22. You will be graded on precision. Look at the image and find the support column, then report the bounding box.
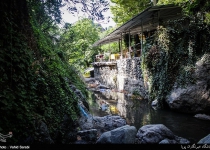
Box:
[141,21,143,55]
[128,30,131,58]
[118,39,121,53]
[158,10,160,26]
[109,39,110,62]
[120,33,123,59]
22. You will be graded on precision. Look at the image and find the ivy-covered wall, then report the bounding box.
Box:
[141,15,210,109]
[0,0,89,144]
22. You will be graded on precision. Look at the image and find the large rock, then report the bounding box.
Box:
[198,134,210,144]
[34,121,54,144]
[96,125,137,144]
[92,115,127,135]
[166,53,210,113]
[78,115,127,136]
[19,120,55,144]
[194,114,210,121]
[75,129,98,144]
[135,124,190,144]
[166,85,210,113]
[54,114,79,144]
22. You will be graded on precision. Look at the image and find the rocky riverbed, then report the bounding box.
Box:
[70,77,210,144]
[76,113,190,144]
[21,77,210,144]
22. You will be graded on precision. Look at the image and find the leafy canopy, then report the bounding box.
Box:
[59,18,102,71]
[110,0,151,26]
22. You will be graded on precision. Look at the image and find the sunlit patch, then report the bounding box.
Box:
[109,105,119,114]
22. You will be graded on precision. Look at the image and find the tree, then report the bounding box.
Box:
[110,0,151,26]
[63,0,110,22]
[158,0,210,23]
[0,0,109,144]
[59,18,101,70]
[96,26,119,54]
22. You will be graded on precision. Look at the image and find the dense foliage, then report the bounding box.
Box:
[0,0,109,143]
[100,27,120,54]
[110,0,151,26]
[65,0,110,22]
[141,15,210,108]
[110,0,210,26]
[59,19,102,71]
[158,0,210,25]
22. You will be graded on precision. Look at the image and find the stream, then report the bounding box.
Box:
[87,89,210,144]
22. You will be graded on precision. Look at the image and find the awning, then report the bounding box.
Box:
[92,4,182,47]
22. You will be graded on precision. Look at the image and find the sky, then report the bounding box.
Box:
[60,0,116,28]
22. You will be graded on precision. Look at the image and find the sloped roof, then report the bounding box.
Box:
[92,4,182,47]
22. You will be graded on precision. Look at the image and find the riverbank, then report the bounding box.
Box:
[81,77,210,144]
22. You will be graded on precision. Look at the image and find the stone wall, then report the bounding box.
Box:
[93,62,118,89]
[116,57,148,98]
[93,58,148,99]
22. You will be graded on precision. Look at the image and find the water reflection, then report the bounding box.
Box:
[88,90,210,143]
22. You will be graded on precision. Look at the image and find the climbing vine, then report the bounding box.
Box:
[141,15,210,108]
[0,0,89,144]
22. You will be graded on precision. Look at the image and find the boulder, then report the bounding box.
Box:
[92,115,127,135]
[21,120,54,144]
[78,116,94,130]
[96,125,137,144]
[54,114,79,144]
[166,53,210,113]
[166,85,210,113]
[198,134,210,144]
[78,115,127,136]
[76,129,98,144]
[135,124,190,144]
[34,121,54,144]
[194,114,210,121]
[159,136,190,144]
[159,139,177,144]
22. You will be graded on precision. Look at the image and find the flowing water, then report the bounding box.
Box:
[88,89,210,144]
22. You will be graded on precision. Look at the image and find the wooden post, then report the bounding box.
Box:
[118,39,121,53]
[109,39,110,51]
[141,20,143,55]
[109,39,110,62]
[128,30,131,58]
[158,10,160,26]
[120,33,123,59]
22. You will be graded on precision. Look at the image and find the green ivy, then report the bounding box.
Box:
[141,15,210,108]
[0,2,89,144]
